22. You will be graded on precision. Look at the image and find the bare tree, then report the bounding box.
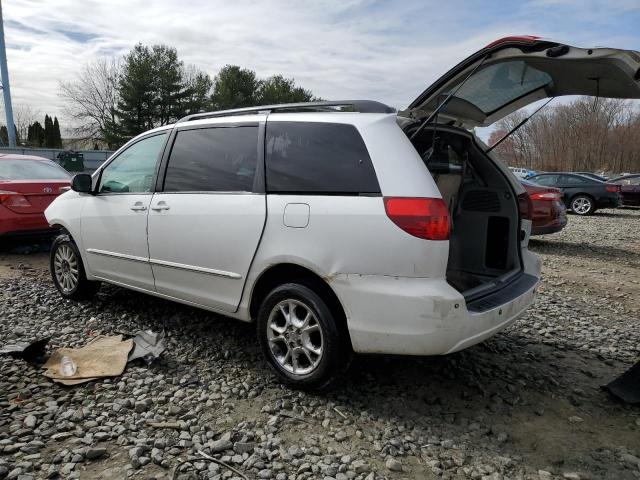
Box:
[491,98,640,174]
[13,104,40,143]
[59,58,121,147]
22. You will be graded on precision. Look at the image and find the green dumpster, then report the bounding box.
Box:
[57,151,85,172]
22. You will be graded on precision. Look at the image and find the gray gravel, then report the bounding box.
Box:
[1,208,639,480]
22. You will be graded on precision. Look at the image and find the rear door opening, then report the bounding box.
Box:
[401,121,525,300]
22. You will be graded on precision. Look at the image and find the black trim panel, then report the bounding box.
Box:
[466,273,537,313]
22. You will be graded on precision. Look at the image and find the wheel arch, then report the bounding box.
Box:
[249,263,352,348]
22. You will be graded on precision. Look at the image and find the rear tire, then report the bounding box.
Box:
[50,235,100,300]
[257,282,351,391]
[570,195,595,215]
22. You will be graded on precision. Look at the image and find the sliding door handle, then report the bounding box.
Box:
[151,202,170,211]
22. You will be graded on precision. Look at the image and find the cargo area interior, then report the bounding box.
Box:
[404,123,522,300]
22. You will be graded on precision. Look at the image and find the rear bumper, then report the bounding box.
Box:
[332,252,540,356]
[596,195,620,208]
[0,208,56,237]
[531,220,566,235]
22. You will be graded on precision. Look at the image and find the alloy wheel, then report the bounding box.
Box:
[572,197,592,214]
[266,299,324,375]
[53,244,79,294]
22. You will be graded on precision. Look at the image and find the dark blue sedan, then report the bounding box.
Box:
[527,173,620,215]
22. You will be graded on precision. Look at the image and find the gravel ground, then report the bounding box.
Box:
[1,208,639,480]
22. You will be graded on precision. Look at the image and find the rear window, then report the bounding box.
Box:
[0,159,71,181]
[452,60,552,114]
[265,121,380,195]
[164,126,258,192]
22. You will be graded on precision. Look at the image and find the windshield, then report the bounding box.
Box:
[0,159,71,181]
[447,60,553,114]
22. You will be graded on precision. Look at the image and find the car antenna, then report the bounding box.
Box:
[410,53,489,142]
[485,97,555,154]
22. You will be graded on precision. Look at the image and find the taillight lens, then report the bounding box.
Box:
[383,197,450,240]
[517,192,533,220]
[605,184,620,193]
[0,190,31,208]
[529,191,561,201]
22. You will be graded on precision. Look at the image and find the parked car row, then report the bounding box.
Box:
[526,172,621,216]
[514,171,639,237]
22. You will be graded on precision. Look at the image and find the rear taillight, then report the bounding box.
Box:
[529,191,562,201]
[605,184,620,193]
[0,191,31,208]
[383,197,449,240]
[517,192,533,220]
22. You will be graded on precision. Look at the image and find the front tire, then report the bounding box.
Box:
[50,235,100,300]
[570,195,595,215]
[257,283,351,391]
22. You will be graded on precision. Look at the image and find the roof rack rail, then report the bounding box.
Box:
[177,100,396,123]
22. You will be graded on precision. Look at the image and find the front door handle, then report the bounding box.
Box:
[130,203,147,212]
[151,201,170,211]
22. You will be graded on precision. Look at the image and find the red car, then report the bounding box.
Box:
[520,179,567,235]
[0,154,71,240]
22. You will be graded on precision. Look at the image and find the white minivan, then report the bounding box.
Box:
[46,37,640,389]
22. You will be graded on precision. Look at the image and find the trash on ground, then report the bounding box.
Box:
[128,329,166,364]
[0,338,49,362]
[602,360,640,404]
[59,355,77,376]
[43,335,133,385]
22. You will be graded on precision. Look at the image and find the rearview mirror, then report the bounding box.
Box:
[71,174,93,194]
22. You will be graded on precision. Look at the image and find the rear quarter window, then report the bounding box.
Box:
[265,121,380,195]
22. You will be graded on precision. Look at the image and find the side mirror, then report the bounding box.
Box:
[71,174,93,194]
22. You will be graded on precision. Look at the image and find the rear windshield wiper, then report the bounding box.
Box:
[485,97,555,154]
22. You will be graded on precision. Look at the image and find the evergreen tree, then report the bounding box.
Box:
[256,75,314,105]
[111,44,157,140]
[44,114,55,147]
[152,45,185,125]
[27,121,45,147]
[210,65,260,110]
[0,124,19,146]
[53,117,63,148]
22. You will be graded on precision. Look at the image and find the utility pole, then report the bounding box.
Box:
[0,0,16,147]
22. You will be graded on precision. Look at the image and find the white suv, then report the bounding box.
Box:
[46,37,640,389]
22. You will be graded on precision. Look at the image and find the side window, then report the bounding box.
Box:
[163,126,258,192]
[99,133,167,193]
[531,175,557,186]
[561,175,589,185]
[265,121,380,194]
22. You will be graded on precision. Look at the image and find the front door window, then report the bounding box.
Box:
[99,133,167,193]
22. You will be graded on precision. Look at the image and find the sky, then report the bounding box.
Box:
[1,0,639,140]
